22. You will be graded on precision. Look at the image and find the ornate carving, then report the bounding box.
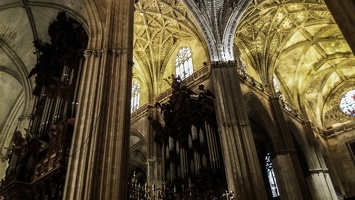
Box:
[28,12,88,98]
[148,75,226,198]
[0,12,85,200]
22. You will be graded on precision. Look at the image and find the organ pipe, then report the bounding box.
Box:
[148,80,227,195]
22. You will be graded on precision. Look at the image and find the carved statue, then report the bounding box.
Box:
[28,12,88,98]
[12,131,27,155]
[198,84,215,119]
[148,116,165,145]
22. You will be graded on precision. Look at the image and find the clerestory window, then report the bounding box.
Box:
[131,81,140,112]
[175,47,193,80]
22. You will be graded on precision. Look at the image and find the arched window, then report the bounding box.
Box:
[175,47,193,80]
[131,81,140,112]
[273,77,282,98]
[340,89,355,116]
[265,153,280,198]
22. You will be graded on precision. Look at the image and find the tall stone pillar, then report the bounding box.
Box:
[302,121,338,200]
[210,61,267,200]
[147,108,162,187]
[269,97,305,200]
[63,0,134,199]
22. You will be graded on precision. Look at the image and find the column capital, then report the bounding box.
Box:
[274,149,297,155]
[84,48,129,58]
[309,168,329,174]
[220,120,250,127]
[210,60,238,68]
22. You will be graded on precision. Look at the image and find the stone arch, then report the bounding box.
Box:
[0,39,33,133]
[244,92,281,198]
[244,92,278,151]
[222,0,252,60]
[129,130,148,184]
[180,0,218,61]
[78,0,104,49]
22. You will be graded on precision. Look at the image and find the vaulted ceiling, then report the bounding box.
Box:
[133,0,205,95]
[235,0,355,127]
[0,0,354,135]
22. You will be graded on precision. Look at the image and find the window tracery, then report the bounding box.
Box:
[265,153,280,198]
[131,81,140,112]
[175,47,193,80]
[340,89,355,116]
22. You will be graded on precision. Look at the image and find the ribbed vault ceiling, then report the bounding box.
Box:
[133,0,203,94]
[0,0,354,134]
[235,0,355,127]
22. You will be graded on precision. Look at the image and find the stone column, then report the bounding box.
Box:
[210,61,267,200]
[303,121,338,200]
[63,0,134,199]
[269,97,305,200]
[147,106,162,188]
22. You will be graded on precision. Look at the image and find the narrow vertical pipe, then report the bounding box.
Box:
[191,125,198,140]
[206,123,216,171]
[162,142,165,180]
[211,128,220,170]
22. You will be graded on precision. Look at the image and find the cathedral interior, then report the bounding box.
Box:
[0,0,355,199]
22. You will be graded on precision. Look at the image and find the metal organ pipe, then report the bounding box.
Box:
[71,63,81,117]
[51,98,61,125]
[178,165,181,178]
[185,148,189,178]
[176,141,180,155]
[190,160,195,174]
[39,98,53,136]
[166,146,169,159]
[162,142,165,180]
[179,143,189,179]
[188,135,192,149]
[194,151,201,173]
[169,136,174,151]
[180,148,184,179]
[211,128,220,170]
[199,129,204,144]
[171,163,175,181]
[177,141,181,178]
[202,155,208,170]
[205,121,216,171]
[167,169,170,182]
[191,125,198,140]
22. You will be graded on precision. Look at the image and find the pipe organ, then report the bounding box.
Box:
[149,76,227,198]
[0,12,88,200]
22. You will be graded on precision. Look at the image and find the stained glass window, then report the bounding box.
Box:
[340,89,355,116]
[265,153,280,198]
[175,47,193,80]
[131,81,140,112]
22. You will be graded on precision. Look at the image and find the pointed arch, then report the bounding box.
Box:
[179,0,218,61]
[244,92,278,151]
[222,0,253,60]
[129,130,148,184]
[244,92,281,198]
[79,0,104,48]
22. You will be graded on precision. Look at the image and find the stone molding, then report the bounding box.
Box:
[84,48,129,57]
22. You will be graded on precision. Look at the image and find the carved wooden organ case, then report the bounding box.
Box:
[149,77,227,197]
[0,12,88,200]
